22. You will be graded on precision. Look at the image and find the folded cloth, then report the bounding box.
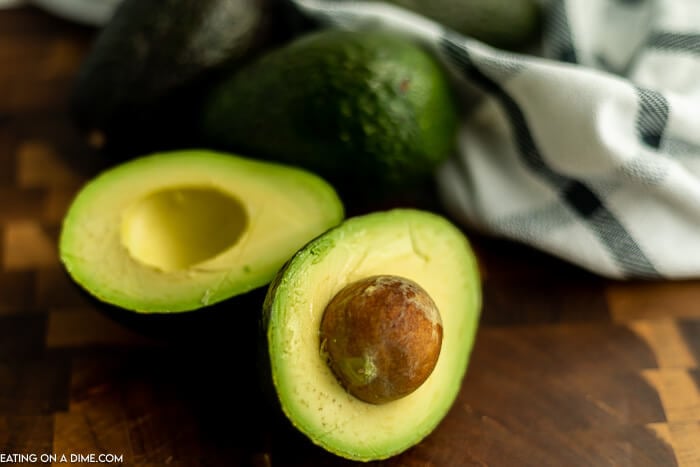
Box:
[291,0,700,279]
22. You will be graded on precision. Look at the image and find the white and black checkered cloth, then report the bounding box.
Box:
[291,0,700,279]
[9,0,699,279]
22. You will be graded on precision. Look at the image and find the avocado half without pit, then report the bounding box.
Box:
[59,150,344,313]
[263,209,482,461]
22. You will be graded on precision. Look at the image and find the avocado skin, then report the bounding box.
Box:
[71,0,293,156]
[383,0,542,50]
[200,29,459,201]
[92,285,268,344]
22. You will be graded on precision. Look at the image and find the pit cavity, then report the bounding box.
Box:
[120,187,247,272]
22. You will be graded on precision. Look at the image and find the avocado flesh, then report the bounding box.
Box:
[120,187,248,272]
[264,209,481,461]
[59,150,344,313]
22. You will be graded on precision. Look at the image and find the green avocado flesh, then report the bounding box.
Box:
[59,150,344,313]
[263,209,481,461]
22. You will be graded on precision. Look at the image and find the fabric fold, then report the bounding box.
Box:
[291,0,700,279]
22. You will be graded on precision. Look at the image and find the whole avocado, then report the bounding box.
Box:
[381,0,542,50]
[200,29,459,200]
[71,0,290,154]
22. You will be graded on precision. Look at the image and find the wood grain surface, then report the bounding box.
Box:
[1,6,700,467]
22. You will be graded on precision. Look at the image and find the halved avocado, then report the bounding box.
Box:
[59,150,344,314]
[263,209,481,461]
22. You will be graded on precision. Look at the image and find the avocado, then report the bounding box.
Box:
[71,0,290,154]
[59,150,344,313]
[380,0,542,50]
[200,29,459,201]
[262,209,481,461]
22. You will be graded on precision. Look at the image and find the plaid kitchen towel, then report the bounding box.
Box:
[292,0,700,279]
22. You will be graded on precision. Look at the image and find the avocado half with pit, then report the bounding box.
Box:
[59,150,344,313]
[263,209,482,461]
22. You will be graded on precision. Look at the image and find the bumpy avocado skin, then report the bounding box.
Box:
[261,209,482,461]
[200,29,459,199]
[71,0,292,155]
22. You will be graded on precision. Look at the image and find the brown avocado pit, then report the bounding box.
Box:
[320,274,443,404]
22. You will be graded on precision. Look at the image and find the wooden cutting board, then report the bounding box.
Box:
[1,7,699,466]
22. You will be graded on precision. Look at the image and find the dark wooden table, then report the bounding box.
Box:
[2,6,699,466]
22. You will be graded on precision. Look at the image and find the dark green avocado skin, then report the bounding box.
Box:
[70,0,294,156]
[381,0,542,50]
[74,279,267,344]
[200,29,458,201]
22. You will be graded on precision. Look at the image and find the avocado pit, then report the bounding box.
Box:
[320,274,443,404]
[120,187,248,272]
